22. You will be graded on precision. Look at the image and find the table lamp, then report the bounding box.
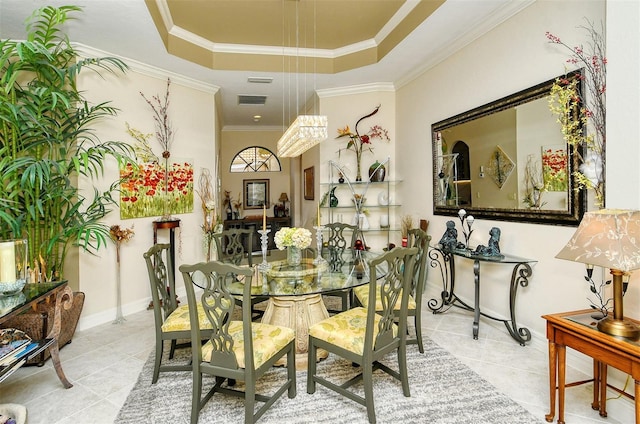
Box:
[556,209,640,339]
[278,192,289,216]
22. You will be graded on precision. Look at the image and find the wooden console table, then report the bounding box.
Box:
[543,310,639,424]
[0,282,74,388]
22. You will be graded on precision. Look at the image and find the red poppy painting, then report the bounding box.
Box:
[542,145,568,192]
[119,159,194,219]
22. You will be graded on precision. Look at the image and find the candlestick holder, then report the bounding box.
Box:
[258,229,271,271]
[313,226,326,265]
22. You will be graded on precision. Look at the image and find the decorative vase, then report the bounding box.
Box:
[351,213,370,230]
[338,173,345,184]
[114,241,125,324]
[287,246,302,267]
[329,187,339,207]
[355,152,362,182]
[369,160,386,182]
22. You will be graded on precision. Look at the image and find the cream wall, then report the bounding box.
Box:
[76,62,218,328]
[399,0,640,368]
[219,130,291,218]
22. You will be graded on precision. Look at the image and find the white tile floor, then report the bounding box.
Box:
[0,296,632,424]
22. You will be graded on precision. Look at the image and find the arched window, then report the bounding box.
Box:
[230,146,281,173]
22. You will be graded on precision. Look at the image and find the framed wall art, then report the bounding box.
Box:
[304,166,314,200]
[243,179,269,209]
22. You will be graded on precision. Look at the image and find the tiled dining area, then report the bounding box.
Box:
[0,291,630,424]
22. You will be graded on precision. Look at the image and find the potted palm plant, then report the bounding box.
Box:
[0,5,135,283]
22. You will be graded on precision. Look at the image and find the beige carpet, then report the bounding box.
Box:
[116,332,539,423]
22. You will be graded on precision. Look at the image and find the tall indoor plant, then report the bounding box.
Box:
[0,5,136,282]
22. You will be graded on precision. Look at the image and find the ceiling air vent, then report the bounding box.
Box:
[238,95,267,105]
[247,77,273,84]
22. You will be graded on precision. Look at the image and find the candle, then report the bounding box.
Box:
[317,203,320,226]
[263,205,266,231]
[0,241,16,283]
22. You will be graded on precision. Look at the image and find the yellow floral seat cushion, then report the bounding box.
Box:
[308,307,398,356]
[353,285,416,312]
[161,303,217,332]
[201,321,295,369]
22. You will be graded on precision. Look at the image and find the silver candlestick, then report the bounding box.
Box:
[258,229,271,271]
[313,225,326,265]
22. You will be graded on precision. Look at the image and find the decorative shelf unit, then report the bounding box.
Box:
[320,159,401,250]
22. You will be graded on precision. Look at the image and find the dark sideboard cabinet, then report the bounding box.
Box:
[223,217,291,252]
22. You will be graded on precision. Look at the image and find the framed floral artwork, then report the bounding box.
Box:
[119,159,194,219]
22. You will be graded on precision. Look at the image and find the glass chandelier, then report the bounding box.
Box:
[277,115,327,157]
[276,0,327,158]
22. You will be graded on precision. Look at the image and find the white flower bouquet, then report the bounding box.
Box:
[274,227,312,250]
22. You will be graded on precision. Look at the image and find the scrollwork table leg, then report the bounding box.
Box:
[47,285,74,389]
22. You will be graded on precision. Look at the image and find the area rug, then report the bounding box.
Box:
[116,336,538,424]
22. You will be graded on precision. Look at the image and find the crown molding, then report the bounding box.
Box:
[317,82,396,98]
[74,43,220,94]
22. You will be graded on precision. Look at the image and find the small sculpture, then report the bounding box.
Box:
[438,220,459,251]
[475,227,503,257]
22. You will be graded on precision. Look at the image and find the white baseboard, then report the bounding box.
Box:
[75,286,188,332]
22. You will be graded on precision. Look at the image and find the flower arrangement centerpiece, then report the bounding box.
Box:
[546,20,606,207]
[274,227,312,266]
[336,105,390,181]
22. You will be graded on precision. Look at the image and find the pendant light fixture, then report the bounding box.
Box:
[277,0,327,157]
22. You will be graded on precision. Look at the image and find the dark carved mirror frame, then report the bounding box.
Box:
[432,70,586,226]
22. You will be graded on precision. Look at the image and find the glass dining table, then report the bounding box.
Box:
[229,248,382,369]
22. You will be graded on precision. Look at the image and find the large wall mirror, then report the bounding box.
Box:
[432,70,586,226]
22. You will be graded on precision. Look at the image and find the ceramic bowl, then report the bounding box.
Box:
[0,279,27,297]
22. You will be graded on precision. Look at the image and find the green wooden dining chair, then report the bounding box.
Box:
[322,222,358,312]
[143,244,213,384]
[180,260,296,424]
[353,228,430,353]
[213,228,269,319]
[307,246,418,424]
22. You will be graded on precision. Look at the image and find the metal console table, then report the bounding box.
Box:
[427,246,536,345]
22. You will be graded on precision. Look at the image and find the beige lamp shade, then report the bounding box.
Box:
[279,193,289,203]
[555,209,640,272]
